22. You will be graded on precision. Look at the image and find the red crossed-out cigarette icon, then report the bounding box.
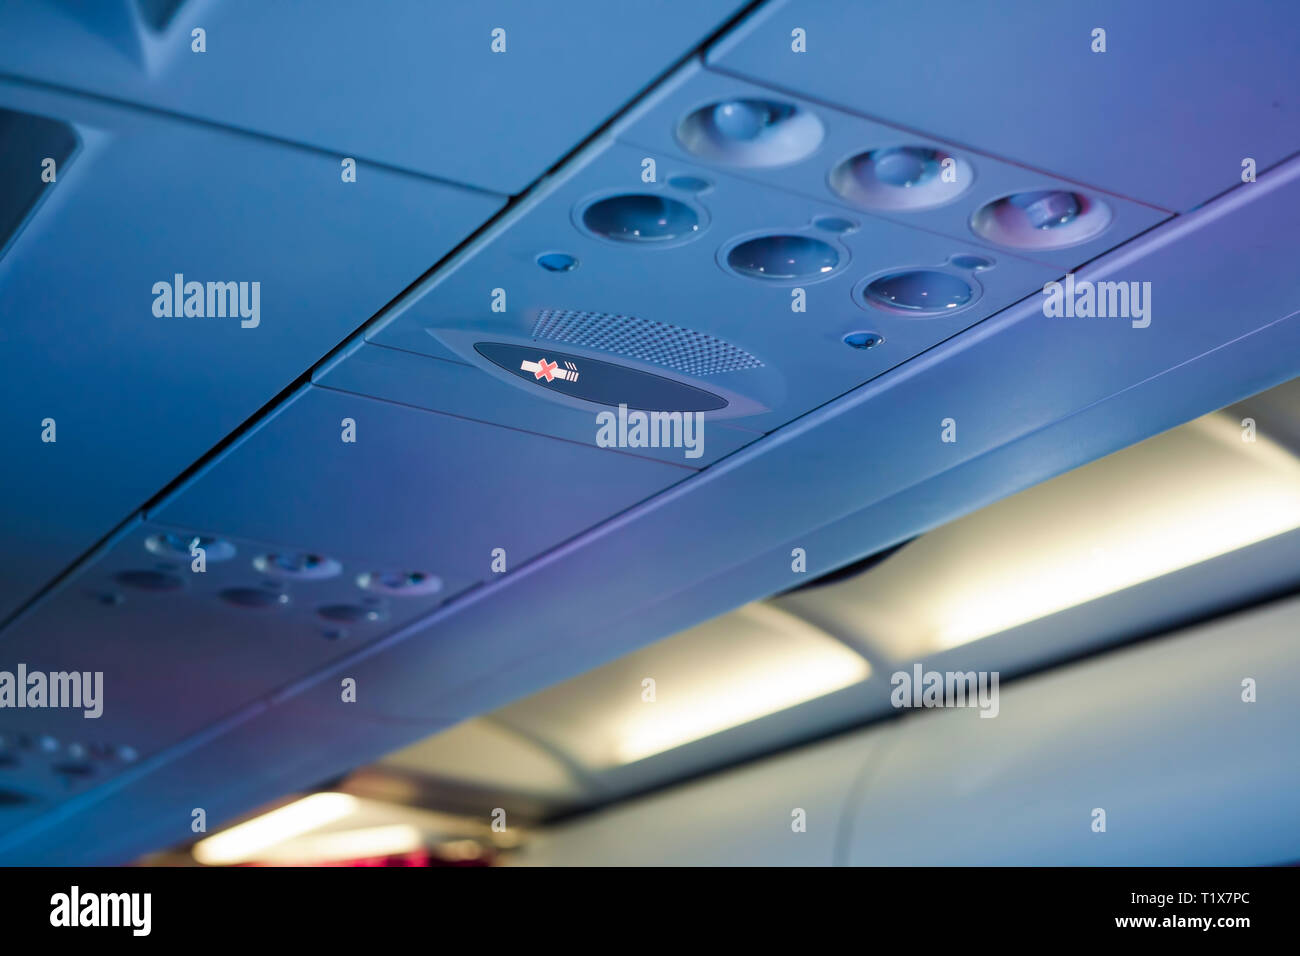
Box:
[521,357,579,383]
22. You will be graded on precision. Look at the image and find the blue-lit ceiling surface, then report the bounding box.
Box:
[2,0,1299,864]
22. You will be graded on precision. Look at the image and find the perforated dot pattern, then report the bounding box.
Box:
[531,309,762,377]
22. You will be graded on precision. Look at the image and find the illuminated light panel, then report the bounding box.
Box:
[434,839,486,862]
[931,415,1300,648]
[780,411,1300,657]
[614,636,868,764]
[380,718,585,801]
[492,603,869,768]
[248,824,424,865]
[193,792,358,865]
[193,794,511,865]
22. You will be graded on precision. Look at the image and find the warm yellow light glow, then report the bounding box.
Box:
[776,409,1300,659]
[932,415,1300,648]
[252,824,424,864]
[434,839,486,862]
[193,792,358,865]
[613,605,869,763]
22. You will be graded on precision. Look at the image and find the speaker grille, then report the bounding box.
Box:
[531,309,762,377]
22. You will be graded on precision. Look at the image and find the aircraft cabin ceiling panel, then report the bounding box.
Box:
[366,140,1063,436]
[359,395,1300,818]
[351,382,1300,818]
[0,519,465,823]
[0,696,457,866]
[344,155,1300,733]
[618,63,1169,271]
[5,0,1300,864]
[314,343,761,469]
[151,137,1300,745]
[708,0,1300,213]
[0,83,502,625]
[150,385,692,584]
[0,0,753,194]
[340,529,1300,821]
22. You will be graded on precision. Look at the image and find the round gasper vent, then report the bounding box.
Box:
[114,569,185,592]
[318,604,388,624]
[0,787,36,807]
[949,253,995,272]
[721,233,844,283]
[357,571,443,598]
[536,252,578,273]
[52,760,96,779]
[577,193,705,246]
[677,98,824,167]
[830,146,972,211]
[857,268,982,316]
[219,587,291,609]
[253,551,342,581]
[666,174,711,194]
[843,331,885,350]
[145,532,236,562]
[970,189,1112,250]
[811,215,857,235]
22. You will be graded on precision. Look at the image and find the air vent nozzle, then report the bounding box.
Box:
[0,788,36,807]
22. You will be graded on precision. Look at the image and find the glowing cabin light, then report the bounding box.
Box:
[613,605,869,764]
[930,415,1300,648]
[193,792,358,865]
